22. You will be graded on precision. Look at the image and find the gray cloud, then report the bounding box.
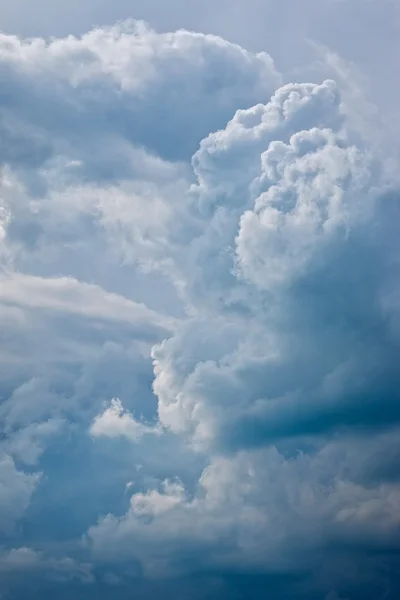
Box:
[0,454,39,534]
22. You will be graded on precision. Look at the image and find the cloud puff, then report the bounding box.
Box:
[0,18,399,600]
[0,454,40,534]
[90,398,161,441]
[235,125,372,289]
[4,418,65,465]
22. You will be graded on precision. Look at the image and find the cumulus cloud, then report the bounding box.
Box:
[0,16,399,600]
[147,79,397,455]
[90,398,161,441]
[89,443,400,574]
[4,418,65,465]
[0,20,280,181]
[88,65,400,599]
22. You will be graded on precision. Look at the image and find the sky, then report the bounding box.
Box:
[0,1,400,599]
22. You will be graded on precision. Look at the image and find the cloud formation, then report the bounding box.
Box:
[0,454,39,534]
[90,398,161,441]
[0,17,399,600]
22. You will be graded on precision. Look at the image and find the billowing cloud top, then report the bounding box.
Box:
[0,18,400,600]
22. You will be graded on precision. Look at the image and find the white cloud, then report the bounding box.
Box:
[148,78,394,455]
[0,20,280,179]
[235,126,372,290]
[0,272,176,332]
[90,398,161,441]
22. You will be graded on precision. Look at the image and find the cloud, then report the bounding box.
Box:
[88,439,400,589]
[90,398,161,441]
[0,272,176,332]
[235,126,371,289]
[0,16,399,600]
[0,454,40,533]
[87,61,400,599]
[0,20,280,182]
[0,547,94,583]
[0,269,175,475]
[4,418,65,465]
